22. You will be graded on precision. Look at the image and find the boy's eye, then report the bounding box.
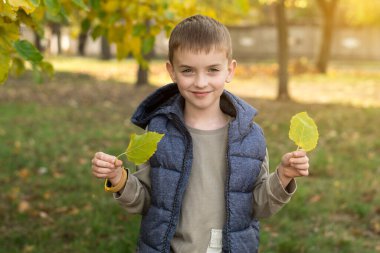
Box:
[181,69,192,73]
[209,68,219,72]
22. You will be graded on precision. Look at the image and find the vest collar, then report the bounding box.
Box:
[131,83,258,136]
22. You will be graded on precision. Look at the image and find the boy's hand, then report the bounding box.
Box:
[91,152,124,186]
[277,150,309,187]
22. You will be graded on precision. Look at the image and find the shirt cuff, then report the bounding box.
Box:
[113,169,137,203]
[268,169,297,203]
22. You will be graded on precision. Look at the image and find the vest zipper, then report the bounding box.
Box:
[224,122,232,252]
[162,114,192,252]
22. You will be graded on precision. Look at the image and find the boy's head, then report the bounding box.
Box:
[168,15,233,64]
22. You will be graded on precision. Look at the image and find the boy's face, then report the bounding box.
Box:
[166,48,236,113]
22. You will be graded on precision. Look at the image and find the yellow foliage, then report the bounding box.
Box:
[102,0,120,13]
[0,2,18,20]
[8,0,37,14]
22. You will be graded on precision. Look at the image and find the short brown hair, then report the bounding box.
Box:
[168,15,233,63]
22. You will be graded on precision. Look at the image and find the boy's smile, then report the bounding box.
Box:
[166,48,236,115]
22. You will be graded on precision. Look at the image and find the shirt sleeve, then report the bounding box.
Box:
[252,149,297,219]
[113,162,152,215]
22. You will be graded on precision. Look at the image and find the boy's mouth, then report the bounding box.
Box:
[191,91,211,97]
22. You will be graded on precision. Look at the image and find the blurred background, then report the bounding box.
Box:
[1,0,379,252]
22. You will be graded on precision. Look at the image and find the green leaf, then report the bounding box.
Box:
[81,18,91,32]
[142,36,155,55]
[13,39,43,63]
[89,0,100,10]
[39,61,54,78]
[43,0,60,16]
[91,25,104,40]
[32,63,43,83]
[132,24,146,36]
[72,0,89,11]
[289,112,319,152]
[123,131,164,165]
[10,56,26,76]
[0,51,10,84]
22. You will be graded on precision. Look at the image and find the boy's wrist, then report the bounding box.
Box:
[104,168,128,193]
[277,166,292,188]
[109,167,123,186]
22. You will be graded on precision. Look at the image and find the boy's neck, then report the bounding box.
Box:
[184,104,229,131]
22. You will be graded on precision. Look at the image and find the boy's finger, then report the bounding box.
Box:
[94,159,115,169]
[93,167,113,174]
[290,156,309,164]
[294,163,309,170]
[95,152,117,163]
[292,150,307,158]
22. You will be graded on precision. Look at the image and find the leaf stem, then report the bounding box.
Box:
[114,152,127,165]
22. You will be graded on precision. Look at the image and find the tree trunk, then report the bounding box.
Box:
[78,32,87,56]
[135,20,154,87]
[51,23,62,54]
[316,0,339,73]
[136,49,155,87]
[100,36,111,60]
[136,65,149,86]
[275,0,290,101]
[34,31,43,52]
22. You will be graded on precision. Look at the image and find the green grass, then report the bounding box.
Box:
[1,58,380,252]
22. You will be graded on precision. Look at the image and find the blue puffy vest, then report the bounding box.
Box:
[131,84,266,253]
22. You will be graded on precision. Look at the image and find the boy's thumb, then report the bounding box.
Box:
[114,159,123,167]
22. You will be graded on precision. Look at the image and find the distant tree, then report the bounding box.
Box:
[77,19,90,56]
[100,36,111,60]
[84,0,250,87]
[315,0,340,73]
[274,0,290,100]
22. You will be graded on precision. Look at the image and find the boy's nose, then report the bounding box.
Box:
[194,74,208,88]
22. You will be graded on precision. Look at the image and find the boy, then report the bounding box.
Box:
[91,15,309,252]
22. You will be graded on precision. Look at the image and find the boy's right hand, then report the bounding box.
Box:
[91,152,124,186]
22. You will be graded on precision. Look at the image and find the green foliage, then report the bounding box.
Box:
[1,0,252,84]
[83,0,251,67]
[288,111,319,151]
[0,0,89,84]
[14,39,43,62]
[117,132,164,166]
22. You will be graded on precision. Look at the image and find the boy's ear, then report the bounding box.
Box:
[166,61,176,82]
[226,59,237,83]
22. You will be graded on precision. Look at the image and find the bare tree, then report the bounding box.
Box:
[275,0,290,100]
[316,0,340,73]
[100,36,111,60]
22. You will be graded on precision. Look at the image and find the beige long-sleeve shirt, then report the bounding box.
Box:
[114,124,296,252]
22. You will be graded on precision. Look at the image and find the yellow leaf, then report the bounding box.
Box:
[102,0,119,13]
[130,36,141,57]
[0,3,18,20]
[0,19,19,50]
[8,0,37,14]
[0,51,10,84]
[17,168,30,180]
[9,186,20,200]
[289,112,319,152]
[18,200,31,213]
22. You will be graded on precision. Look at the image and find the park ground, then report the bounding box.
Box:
[1,57,380,252]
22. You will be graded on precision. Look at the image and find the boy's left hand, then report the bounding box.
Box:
[277,150,309,188]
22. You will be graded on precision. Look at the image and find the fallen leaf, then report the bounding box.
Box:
[23,245,35,253]
[17,168,30,180]
[309,194,322,203]
[18,200,31,213]
[43,191,52,200]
